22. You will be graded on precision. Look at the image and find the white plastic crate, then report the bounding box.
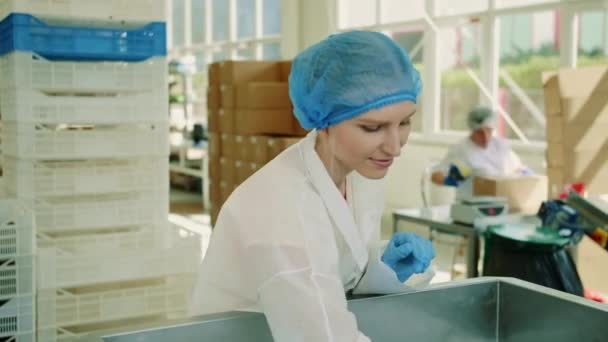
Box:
[0,52,167,93]
[36,222,194,256]
[0,87,168,124]
[38,274,193,328]
[37,308,185,342]
[32,191,168,233]
[36,326,77,342]
[0,331,34,342]
[0,199,35,257]
[0,295,34,338]
[3,157,168,198]
[0,0,167,22]
[0,255,35,299]
[2,122,169,160]
[37,235,200,289]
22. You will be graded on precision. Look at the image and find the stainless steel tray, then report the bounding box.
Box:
[79,277,608,342]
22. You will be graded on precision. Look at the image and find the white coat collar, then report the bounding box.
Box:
[298,130,369,271]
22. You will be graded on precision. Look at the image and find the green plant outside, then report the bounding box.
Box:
[441,55,607,89]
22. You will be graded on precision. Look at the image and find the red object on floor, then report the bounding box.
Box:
[584,289,607,303]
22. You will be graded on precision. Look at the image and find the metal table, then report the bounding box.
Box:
[393,205,481,278]
[79,277,608,342]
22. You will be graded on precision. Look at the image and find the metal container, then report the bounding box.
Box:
[80,277,608,342]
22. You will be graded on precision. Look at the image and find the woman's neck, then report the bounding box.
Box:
[315,136,349,196]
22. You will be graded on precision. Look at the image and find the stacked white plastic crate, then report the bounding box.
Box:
[0,200,36,342]
[0,1,200,341]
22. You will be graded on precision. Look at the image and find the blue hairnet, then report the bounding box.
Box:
[289,31,422,130]
[467,106,497,131]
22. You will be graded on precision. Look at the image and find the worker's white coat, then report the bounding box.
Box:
[191,130,433,341]
[437,137,525,199]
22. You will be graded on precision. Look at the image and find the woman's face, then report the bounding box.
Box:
[325,101,417,180]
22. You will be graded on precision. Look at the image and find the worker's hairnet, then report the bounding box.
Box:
[467,106,497,131]
[289,31,422,130]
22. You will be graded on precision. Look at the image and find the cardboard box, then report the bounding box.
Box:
[473,175,548,215]
[559,98,608,124]
[209,156,221,181]
[546,118,608,150]
[219,180,233,206]
[235,109,294,135]
[208,132,221,157]
[234,135,248,161]
[220,85,237,109]
[268,136,301,160]
[237,82,291,109]
[220,158,236,185]
[235,160,247,185]
[206,85,221,111]
[220,134,236,159]
[210,204,221,227]
[209,180,221,205]
[548,154,608,195]
[547,167,566,197]
[250,162,261,176]
[279,61,292,82]
[247,136,270,164]
[547,143,607,172]
[546,142,563,167]
[208,109,220,132]
[236,161,261,185]
[292,119,308,137]
[208,62,221,85]
[543,66,608,117]
[219,109,235,133]
[219,61,281,85]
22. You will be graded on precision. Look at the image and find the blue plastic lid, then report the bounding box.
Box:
[0,13,166,61]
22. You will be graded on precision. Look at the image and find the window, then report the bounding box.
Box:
[237,0,256,39]
[437,0,487,16]
[212,0,229,41]
[169,0,283,131]
[172,0,185,47]
[191,0,205,44]
[498,11,558,141]
[236,46,255,60]
[263,42,281,59]
[578,10,608,66]
[497,0,559,9]
[439,23,482,132]
[334,0,591,143]
[263,0,281,35]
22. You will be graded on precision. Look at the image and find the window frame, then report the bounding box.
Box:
[335,0,607,146]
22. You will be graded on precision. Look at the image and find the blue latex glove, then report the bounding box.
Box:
[381,232,436,282]
[443,163,469,187]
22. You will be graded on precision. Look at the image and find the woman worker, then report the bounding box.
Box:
[191,31,436,341]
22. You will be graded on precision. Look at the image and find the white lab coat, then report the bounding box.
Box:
[437,137,524,199]
[191,130,433,342]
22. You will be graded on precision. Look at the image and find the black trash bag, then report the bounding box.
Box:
[482,232,584,296]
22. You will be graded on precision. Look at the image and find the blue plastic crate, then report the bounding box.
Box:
[0,13,166,61]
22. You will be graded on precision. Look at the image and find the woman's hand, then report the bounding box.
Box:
[381,232,435,282]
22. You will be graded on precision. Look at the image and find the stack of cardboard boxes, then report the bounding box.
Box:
[207,61,307,225]
[543,65,608,197]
